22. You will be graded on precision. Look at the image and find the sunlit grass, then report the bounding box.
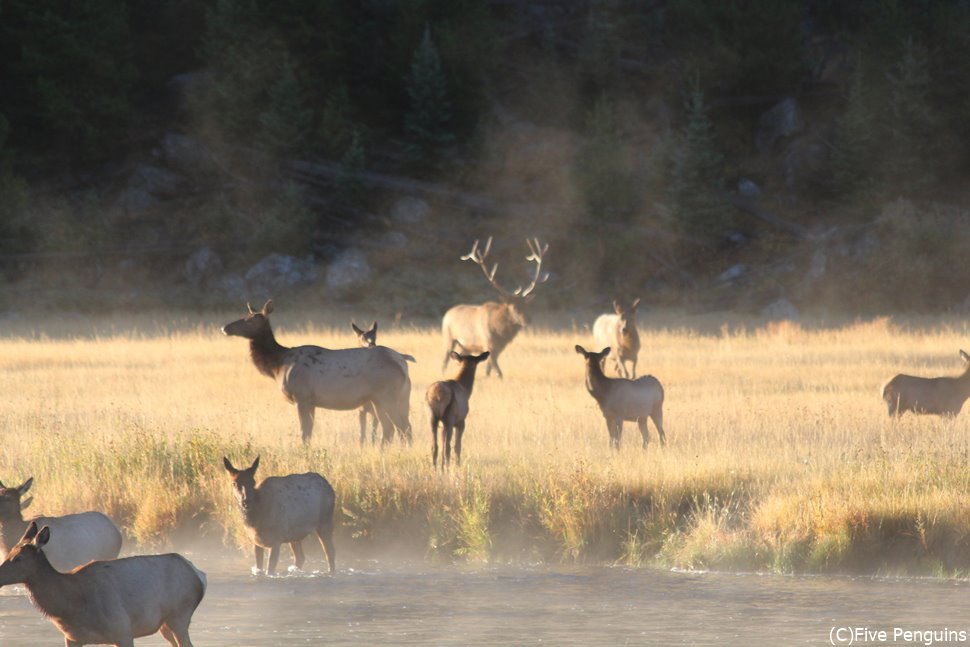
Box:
[2,311,970,575]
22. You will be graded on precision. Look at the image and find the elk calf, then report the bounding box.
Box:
[223,456,336,575]
[883,350,970,416]
[352,320,417,445]
[0,477,121,573]
[426,351,490,468]
[0,522,206,647]
[593,298,641,378]
[575,345,666,450]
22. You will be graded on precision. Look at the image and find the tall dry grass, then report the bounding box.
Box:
[2,311,970,576]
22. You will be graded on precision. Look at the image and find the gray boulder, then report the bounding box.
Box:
[755,98,802,153]
[160,133,212,175]
[245,254,319,299]
[326,248,371,295]
[718,264,746,283]
[390,197,430,225]
[761,298,799,321]
[184,246,224,287]
[737,178,762,200]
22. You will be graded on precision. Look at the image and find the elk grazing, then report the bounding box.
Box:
[223,456,336,576]
[441,237,548,379]
[426,351,490,469]
[882,350,970,416]
[223,300,412,445]
[351,320,417,445]
[593,298,642,378]
[0,521,206,647]
[575,345,666,450]
[0,477,122,573]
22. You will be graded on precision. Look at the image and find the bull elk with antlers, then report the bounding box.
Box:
[441,237,548,379]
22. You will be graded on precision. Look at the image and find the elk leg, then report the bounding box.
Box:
[431,417,440,468]
[631,357,637,379]
[375,407,396,446]
[651,407,666,446]
[454,421,465,466]
[162,621,194,647]
[159,625,179,647]
[316,519,336,573]
[489,354,504,379]
[443,423,454,467]
[113,638,135,647]
[637,417,650,449]
[267,545,281,575]
[297,402,315,444]
[254,545,265,572]
[291,540,306,570]
[442,339,457,372]
[371,403,380,444]
[358,407,368,446]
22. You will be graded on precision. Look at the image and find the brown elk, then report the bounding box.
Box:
[883,350,970,416]
[223,300,412,445]
[223,456,336,576]
[352,320,417,445]
[0,477,122,573]
[441,237,548,379]
[593,298,641,378]
[0,521,206,647]
[426,351,490,468]
[575,345,666,450]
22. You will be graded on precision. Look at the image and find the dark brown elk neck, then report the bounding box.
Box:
[249,326,290,378]
[0,517,27,554]
[23,560,74,619]
[585,359,612,401]
[240,488,268,528]
[455,362,481,397]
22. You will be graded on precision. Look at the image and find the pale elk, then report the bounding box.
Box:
[441,237,548,379]
[575,345,666,450]
[0,521,206,647]
[0,477,122,573]
[222,300,412,445]
[593,298,642,378]
[882,350,970,416]
[426,351,490,469]
[351,320,417,446]
[223,456,336,575]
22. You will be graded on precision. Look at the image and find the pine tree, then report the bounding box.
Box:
[884,39,936,194]
[574,95,636,219]
[667,88,729,237]
[258,58,314,156]
[829,57,878,197]
[404,25,454,166]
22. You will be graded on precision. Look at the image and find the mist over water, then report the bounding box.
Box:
[1,554,966,646]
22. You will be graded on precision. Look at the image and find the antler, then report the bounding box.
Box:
[515,238,549,298]
[460,237,514,298]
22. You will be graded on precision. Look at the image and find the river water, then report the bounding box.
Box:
[0,555,966,646]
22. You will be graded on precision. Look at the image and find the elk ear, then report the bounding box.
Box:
[249,455,260,473]
[261,300,274,316]
[223,457,239,475]
[20,497,32,511]
[351,321,364,335]
[599,347,612,358]
[17,478,33,496]
[34,526,50,548]
[575,345,587,356]
[631,298,640,310]
[246,302,256,314]
[477,351,490,361]
[370,321,377,334]
[450,351,462,362]
[613,300,623,314]
[21,521,38,543]
[962,350,970,363]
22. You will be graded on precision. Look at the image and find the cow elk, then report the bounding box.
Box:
[575,345,666,450]
[0,521,206,647]
[426,351,490,469]
[352,320,416,445]
[223,300,413,445]
[593,298,641,378]
[883,350,970,416]
[223,456,336,575]
[441,237,548,379]
[0,477,122,573]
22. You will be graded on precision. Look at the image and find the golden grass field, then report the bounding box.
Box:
[2,310,970,576]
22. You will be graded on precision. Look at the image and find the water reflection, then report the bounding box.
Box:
[0,554,965,645]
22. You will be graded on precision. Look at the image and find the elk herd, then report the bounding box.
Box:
[3,236,970,645]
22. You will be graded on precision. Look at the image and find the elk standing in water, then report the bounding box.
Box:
[593,298,641,378]
[223,300,412,444]
[575,345,666,450]
[223,456,336,575]
[352,320,416,445]
[0,522,206,647]
[426,351,490,468]
[883,350,970,416]
[0,477,122,573]
[441,237,548,379]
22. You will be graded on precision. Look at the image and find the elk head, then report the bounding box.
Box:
[222,300,274,339]
[352,321,378,348]
[223,456,260,512]
[461,237,549,324]
[613,298,640,337]
[575,345,611,365]
[0,522,49,586]
[0,478,33,522]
